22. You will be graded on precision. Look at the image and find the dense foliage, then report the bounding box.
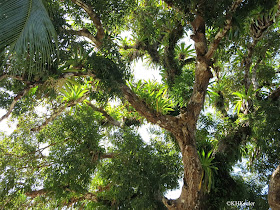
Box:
[0,0,280,209]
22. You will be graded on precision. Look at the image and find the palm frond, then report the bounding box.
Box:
[0,0,57,77]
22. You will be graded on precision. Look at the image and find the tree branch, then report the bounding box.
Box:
[25,189,48,198]
[163,21,184,85]
[86,102,121,127]
[244,16,276,93]
[121,84,177,131]
[65,192,99,207]
[91,152,116,163]
[25,189,99,205]
[179,1,243,130]
[180,57,196,67]
[0,85,33,122]
[269,86,280,101]
[0,74,8,81]
[205,0,243,60]
[31,94,88,132]
[67,28,100,46]
[251,58,263,90]
[71,0,104,48]
[122,40,161,63]
[99,152,115,159]
[243,38,258,93]
[0,72,95,124]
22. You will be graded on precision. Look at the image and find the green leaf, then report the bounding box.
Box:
[0,0,57,77]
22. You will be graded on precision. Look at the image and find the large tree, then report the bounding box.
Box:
[0,0,280,209]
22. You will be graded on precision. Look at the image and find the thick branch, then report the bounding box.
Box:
[243,39,258,93]
[205,0,243,60]
[163,21,184,85]
[31,94,88,132]
[121,84,177,131]
[86,102,121,127]
[251,58,262,90]
[122,40,161,63]
[67,29,100,46]
[71,0,104,47]
[25,189,98,204]
[269,86,280,101]
[180,58,213,132]
[91,152,116,162]
[66,192,99,207]
[0,74,8,81]
[180,57,196,67]
[245,16,278,92]
[100,152,115,159]
[0,86,33,122]
[180,0,243,130]
[214,122,251,162]
[26,189,48,198]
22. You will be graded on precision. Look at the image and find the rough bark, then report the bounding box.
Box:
[71,0,104,48]
[163,21,184,85]
[270,86,280,101]
[163,132,203,210]
[121,84,177,132]
[268,164,280,210]
[161,12,211,208]
[160,1,244,206]
[121,82,205,209]
[163,61,211,210]
[215,122,251,163]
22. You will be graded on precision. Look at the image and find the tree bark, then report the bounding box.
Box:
[121,2,243,208]
[163,131,203,210]
[162,12,213,209]
[268,164,280,210]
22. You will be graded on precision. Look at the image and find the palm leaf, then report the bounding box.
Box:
[0,0,57,77]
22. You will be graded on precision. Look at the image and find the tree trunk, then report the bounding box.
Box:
[163,129,203,210]
[268,164,280,210]
[161,16,211,206]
